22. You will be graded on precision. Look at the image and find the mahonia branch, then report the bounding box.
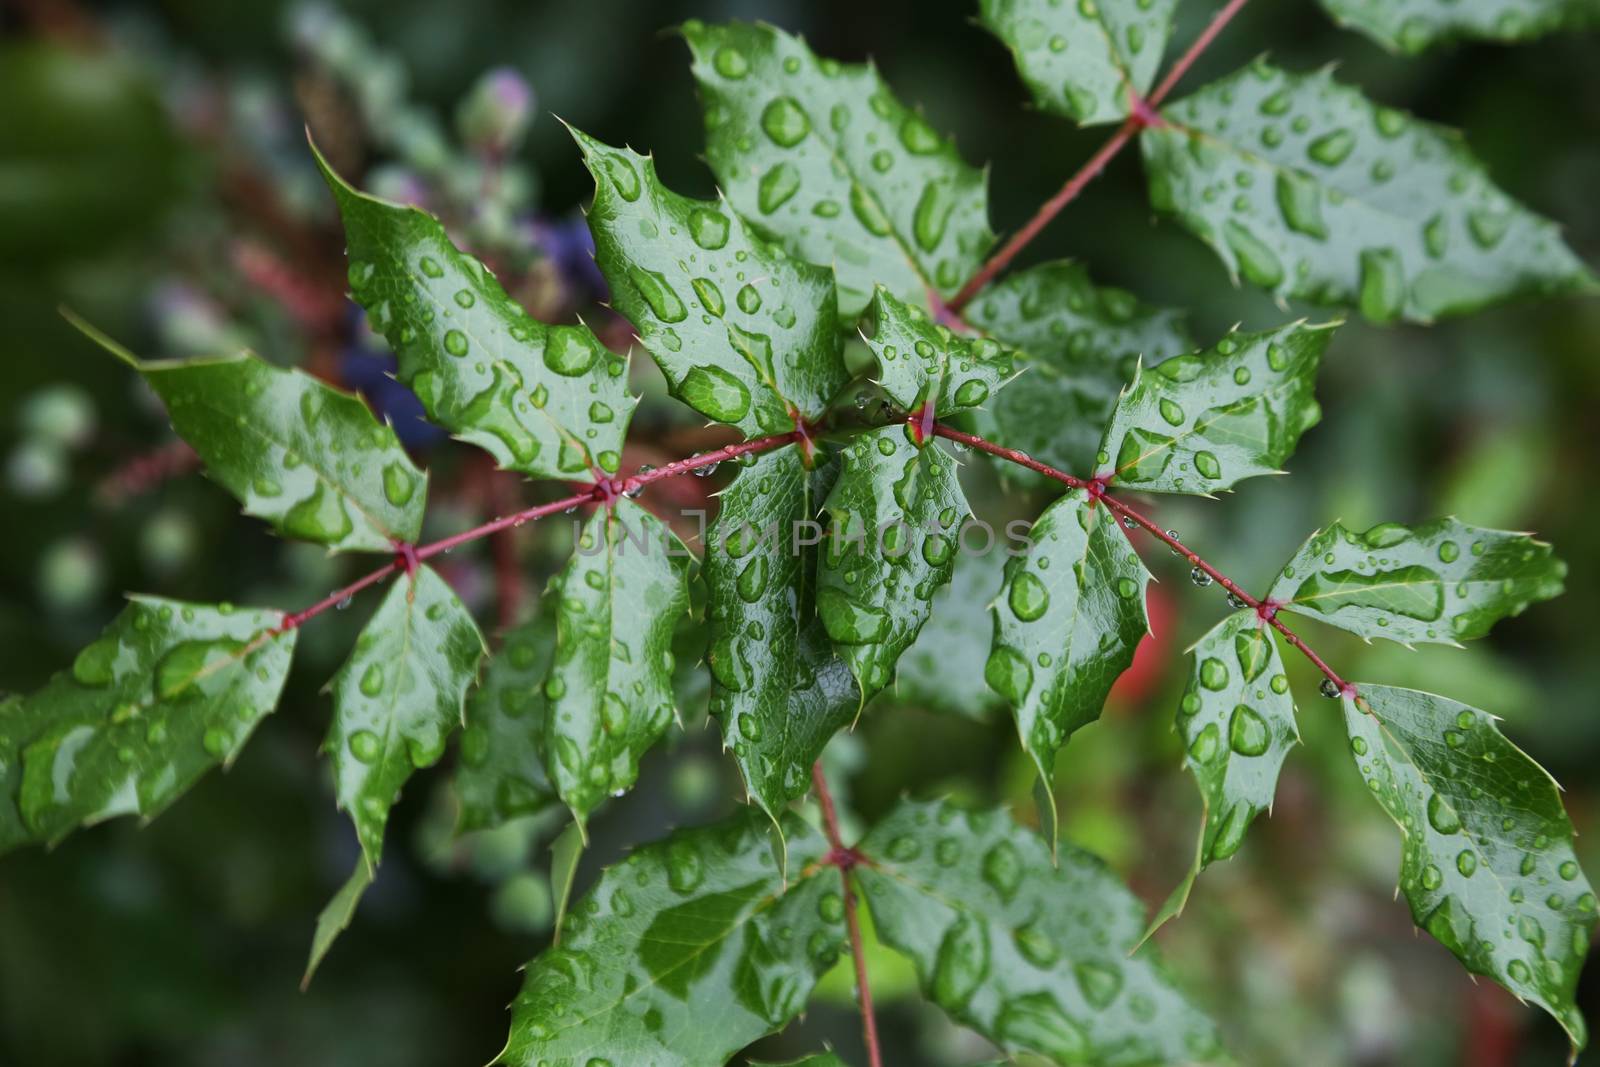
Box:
[813,760,883,1067]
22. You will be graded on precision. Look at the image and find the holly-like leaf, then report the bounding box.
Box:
[978,0,1180,126]
[685,20,994,318]
[1142,62,1597,323]
[303,860,374,988]
[1150,611,1299,934]
[455,614,559,833]
[1095,321,1333,494]
[817,429,968,703]
[706,448,858,819]
[1343,685,1594,1047]
[857,798,1223,1064]
[896,550,1008,721]
[865,286,1016,417]
[1320,0,1600,53]
[316,147,633,479]
[88,334,427,552]
[987,491,1149,806]
[1,598,295,853]
[1267,518,1565,646]
[327,564,486,867]
[573,127,849,437]
[544,500,691,827]
[497,810,846,1067]
[965,260,1193,483]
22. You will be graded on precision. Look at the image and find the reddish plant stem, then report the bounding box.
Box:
[629,429,804,487]
[946,0,1252,313]
[812,761,883,1067]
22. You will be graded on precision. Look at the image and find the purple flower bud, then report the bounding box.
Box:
[456,67,534,156]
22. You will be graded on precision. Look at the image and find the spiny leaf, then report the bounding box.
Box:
[545,500,691,827]
[316,146,633,479]
[978,0,1180,126]
[454,613,560,834]
[498,809,846,1067]
[2,598,295,853]
[864,286,1017,417]
[964,260,1193,483]
[1149,611,1298,936]
[1320,0,1600,53]
[1343,685,1594,1048]
[1095,321,1333,494]
[706,447,858,820]
[327,564,485,868]
[817,429,968,703]
[303,859,374,989]
[572,127,849,437]
[1267,518,1566,646]
[685,19,994,318]
[987,491,1148,812]
[856,797,1223,1065]
[895,549,1008,721]
[1142,61,1597,323]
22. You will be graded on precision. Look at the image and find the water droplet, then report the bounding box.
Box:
[931,915,989,1010]
[443,329,470,357]
[760,96,810,147]
[679,365,751,423]
[981,840,1022,900]
[712,46,749,79]
[984,645,1033,704]
[758,162,801,214]
[348,729,381,763]
[688,208,729,250]
[1008,572,1050,622]
[1228,704,1270,757]
[1190,567,1213,588]
[817,587,889,644]
[1074,959,1123,1009]
[383,463,416,507]
[359,662,385,697]
[1307,129,1355,166]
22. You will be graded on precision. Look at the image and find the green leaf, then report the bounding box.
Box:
[685,20,994,318]
[454,614,559,833]
[864,286,1017,417]
[303,859,374,988]
[978,0,1180,126]
[572,127,849,436]
[857,797,1223,1064]
[817,429,968,703]
[549,820,585,942]
[706,447,858,819]
[1095,321,1332,494]
[987,492,1149,806]
[751,1056,848,1067]
[545,500,691,827]
[965,260,1193,483]
[1320,0,1600,53]
[327,564,486,867]
[1142,61,1597,323]
[316,146,633,479]
[1150,611,1299,935]
[1267,518,1566,646]
[895,549,1008,721]
[1343,685,1594,1047]
[498,809,846,1067]
[2,598,295,853]
[131,346,425,552]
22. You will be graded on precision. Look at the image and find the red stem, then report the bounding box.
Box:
[812,761,883,1067]
[946,0,1252,313]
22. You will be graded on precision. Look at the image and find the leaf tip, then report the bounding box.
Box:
[60,308,142,369]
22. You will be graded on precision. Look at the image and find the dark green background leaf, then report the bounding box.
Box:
[454,614,560,833]
[1320,0,1600,53]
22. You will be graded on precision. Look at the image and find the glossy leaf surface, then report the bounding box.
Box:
[327,564,485,867]
[865,286,1016,417]
[545,500,691,826]
[455,613,559,833]
[574,127,848,437]
[857,798,1223,1064]
[318,149,633,478]
[1344,685,1594,1046]
[499,810,845,1067]
[686,20,994,318]
[1095,321,1332,493]
[978,0,1180,125]
[1320,0,1600,53]
[304,860,374,987]
[1268,518,1565,646]
[1143,62,1597,323]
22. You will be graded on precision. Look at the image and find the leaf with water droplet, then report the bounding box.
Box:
[327,564,485,872]
[1342,685,1594,1047]
[1142,62,1597,323]
[544,500,690,827]
[500,809,844,1067]
[978,0,1179,126]
[1268,518,1566,646]
[864,286,1018,416]
[314,144,633,479]
[303,858,374,989]
[1319,0,1599,54]
[4,598,294,854]
[894,550,1009,721]
[685,20,994,317]
[988,490,1148,836]
[571,126,848,437]
[1097,321,1334,494]
[1148,611,1299,939]
[857,797,1222,1063]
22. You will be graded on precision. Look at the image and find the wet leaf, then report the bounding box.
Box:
[303,859,374,988]
[864,286,1017,417]
[454,613,560,833]
[1320,0,1600,53]
[895,550,1008,721]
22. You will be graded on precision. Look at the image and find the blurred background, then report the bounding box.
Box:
[1,1,1597,1064]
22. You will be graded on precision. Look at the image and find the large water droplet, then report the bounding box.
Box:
[1228,704,1270,757]
[760,97,811,147]
[930,915,989,1010]
[679,365,751,423]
